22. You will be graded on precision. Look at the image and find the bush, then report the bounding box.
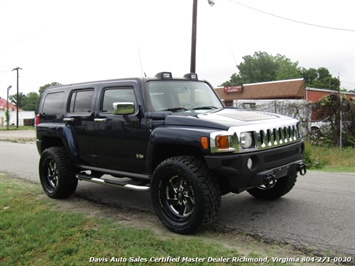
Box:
[313,94,355,147]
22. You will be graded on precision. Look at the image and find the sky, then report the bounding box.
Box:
[0,0,354,100]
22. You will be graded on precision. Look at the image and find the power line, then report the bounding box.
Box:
[230,0,355,32]
[0,30,42,50]
[341,80,355,85]
[0,70,11,74]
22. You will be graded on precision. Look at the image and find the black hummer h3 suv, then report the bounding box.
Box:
[36,72,306,234]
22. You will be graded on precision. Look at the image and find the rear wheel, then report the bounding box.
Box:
[247,173,297,200]
[311,127,321,140]
[39,147,78,199]
[151,156,221,234]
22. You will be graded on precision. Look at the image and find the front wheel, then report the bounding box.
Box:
[151,156,221,234]
[247,173,297,200]
[39,147,78,199]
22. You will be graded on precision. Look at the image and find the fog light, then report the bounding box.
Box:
[247,158,253,170]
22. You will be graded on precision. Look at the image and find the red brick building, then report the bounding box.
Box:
[305,87,355,102]
[215,78,355,106]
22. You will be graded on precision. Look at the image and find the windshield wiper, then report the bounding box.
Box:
[162,107,189,112]
[192,106,218,110]
[163,106,219,112]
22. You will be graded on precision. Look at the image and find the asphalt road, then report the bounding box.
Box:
[0,136,354,257]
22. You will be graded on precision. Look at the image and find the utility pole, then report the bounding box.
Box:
[190,0,215,74]
[12,67,22,128]
[6,85,12,130]
[190,0,198,74]
[338,73,342,148]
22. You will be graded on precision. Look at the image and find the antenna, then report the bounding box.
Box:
[137,46,145,78]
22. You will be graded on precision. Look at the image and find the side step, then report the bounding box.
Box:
[77,173,150,192]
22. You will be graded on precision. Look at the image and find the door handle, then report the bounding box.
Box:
[94,118,108,122]
[63,117,75,122]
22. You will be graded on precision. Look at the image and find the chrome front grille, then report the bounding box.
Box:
[226,120,301,153]
[258,124,300,149]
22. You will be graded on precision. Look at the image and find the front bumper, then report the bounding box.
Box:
[204,141,305,193]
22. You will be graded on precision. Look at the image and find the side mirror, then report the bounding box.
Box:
[113,102,135,115]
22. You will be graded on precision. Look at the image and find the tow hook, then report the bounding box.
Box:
[263,174,276,189]
[297,162,307,176]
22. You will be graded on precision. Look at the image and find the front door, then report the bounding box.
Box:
[94,82,148,174]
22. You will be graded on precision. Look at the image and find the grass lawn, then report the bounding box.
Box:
[305,143,355,172]
[0,173,311,266]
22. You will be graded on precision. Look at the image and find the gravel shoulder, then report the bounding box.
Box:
[0,129,36,142]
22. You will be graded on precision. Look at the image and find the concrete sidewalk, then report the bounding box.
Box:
[0,129,36,141]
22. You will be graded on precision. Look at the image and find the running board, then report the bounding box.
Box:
[76,173,150,191]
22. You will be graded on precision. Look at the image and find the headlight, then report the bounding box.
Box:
[210,131,255,153]
[240,132,255,149]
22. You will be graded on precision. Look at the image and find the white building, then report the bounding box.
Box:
[0,97,35,127]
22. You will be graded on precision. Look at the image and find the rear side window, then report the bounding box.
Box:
[69,89,94,113]
[42,92,65,114]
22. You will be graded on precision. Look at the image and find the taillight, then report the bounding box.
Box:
[35,114,40,126]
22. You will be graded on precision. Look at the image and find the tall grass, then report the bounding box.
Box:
[305,142,355,172]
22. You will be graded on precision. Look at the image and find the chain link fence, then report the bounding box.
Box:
[234,97,355,147]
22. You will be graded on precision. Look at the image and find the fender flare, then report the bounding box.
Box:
[59,125,80,163]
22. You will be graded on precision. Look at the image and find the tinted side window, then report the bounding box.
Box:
[69,89,94,113]
[42,92,65,114]
[101,87,137,113]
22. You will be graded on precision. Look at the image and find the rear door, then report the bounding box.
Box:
[64,87,96,164]
[93,80,149,173]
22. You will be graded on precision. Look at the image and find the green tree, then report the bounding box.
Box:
[39,82,61,95]
[10,92,41,111]
[238,51,278,83]
[300,67,340,90]
[9,92,26,109]
[221,51,301,86]
[221,51,340,90]
[5,109,9,126]
[299,67,318,84]
[23,92,41,111]
[274,54,302,80]
[221,73,240,86]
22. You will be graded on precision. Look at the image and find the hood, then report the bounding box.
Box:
[164,108,296,130]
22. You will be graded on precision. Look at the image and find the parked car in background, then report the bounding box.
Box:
[310,117,332,140]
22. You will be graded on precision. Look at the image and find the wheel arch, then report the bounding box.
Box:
[146,126,211,175]
[37,124,80,163]
[147,143,204,175]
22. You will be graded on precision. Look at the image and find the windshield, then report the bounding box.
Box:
[146,81,223,113]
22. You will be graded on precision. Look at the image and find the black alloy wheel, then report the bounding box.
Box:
[39,147,77,199]
[151,156,221,234]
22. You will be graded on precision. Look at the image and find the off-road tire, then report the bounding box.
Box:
[39,147,78,199]
[247,173,297,200]
[151,156,221,234]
